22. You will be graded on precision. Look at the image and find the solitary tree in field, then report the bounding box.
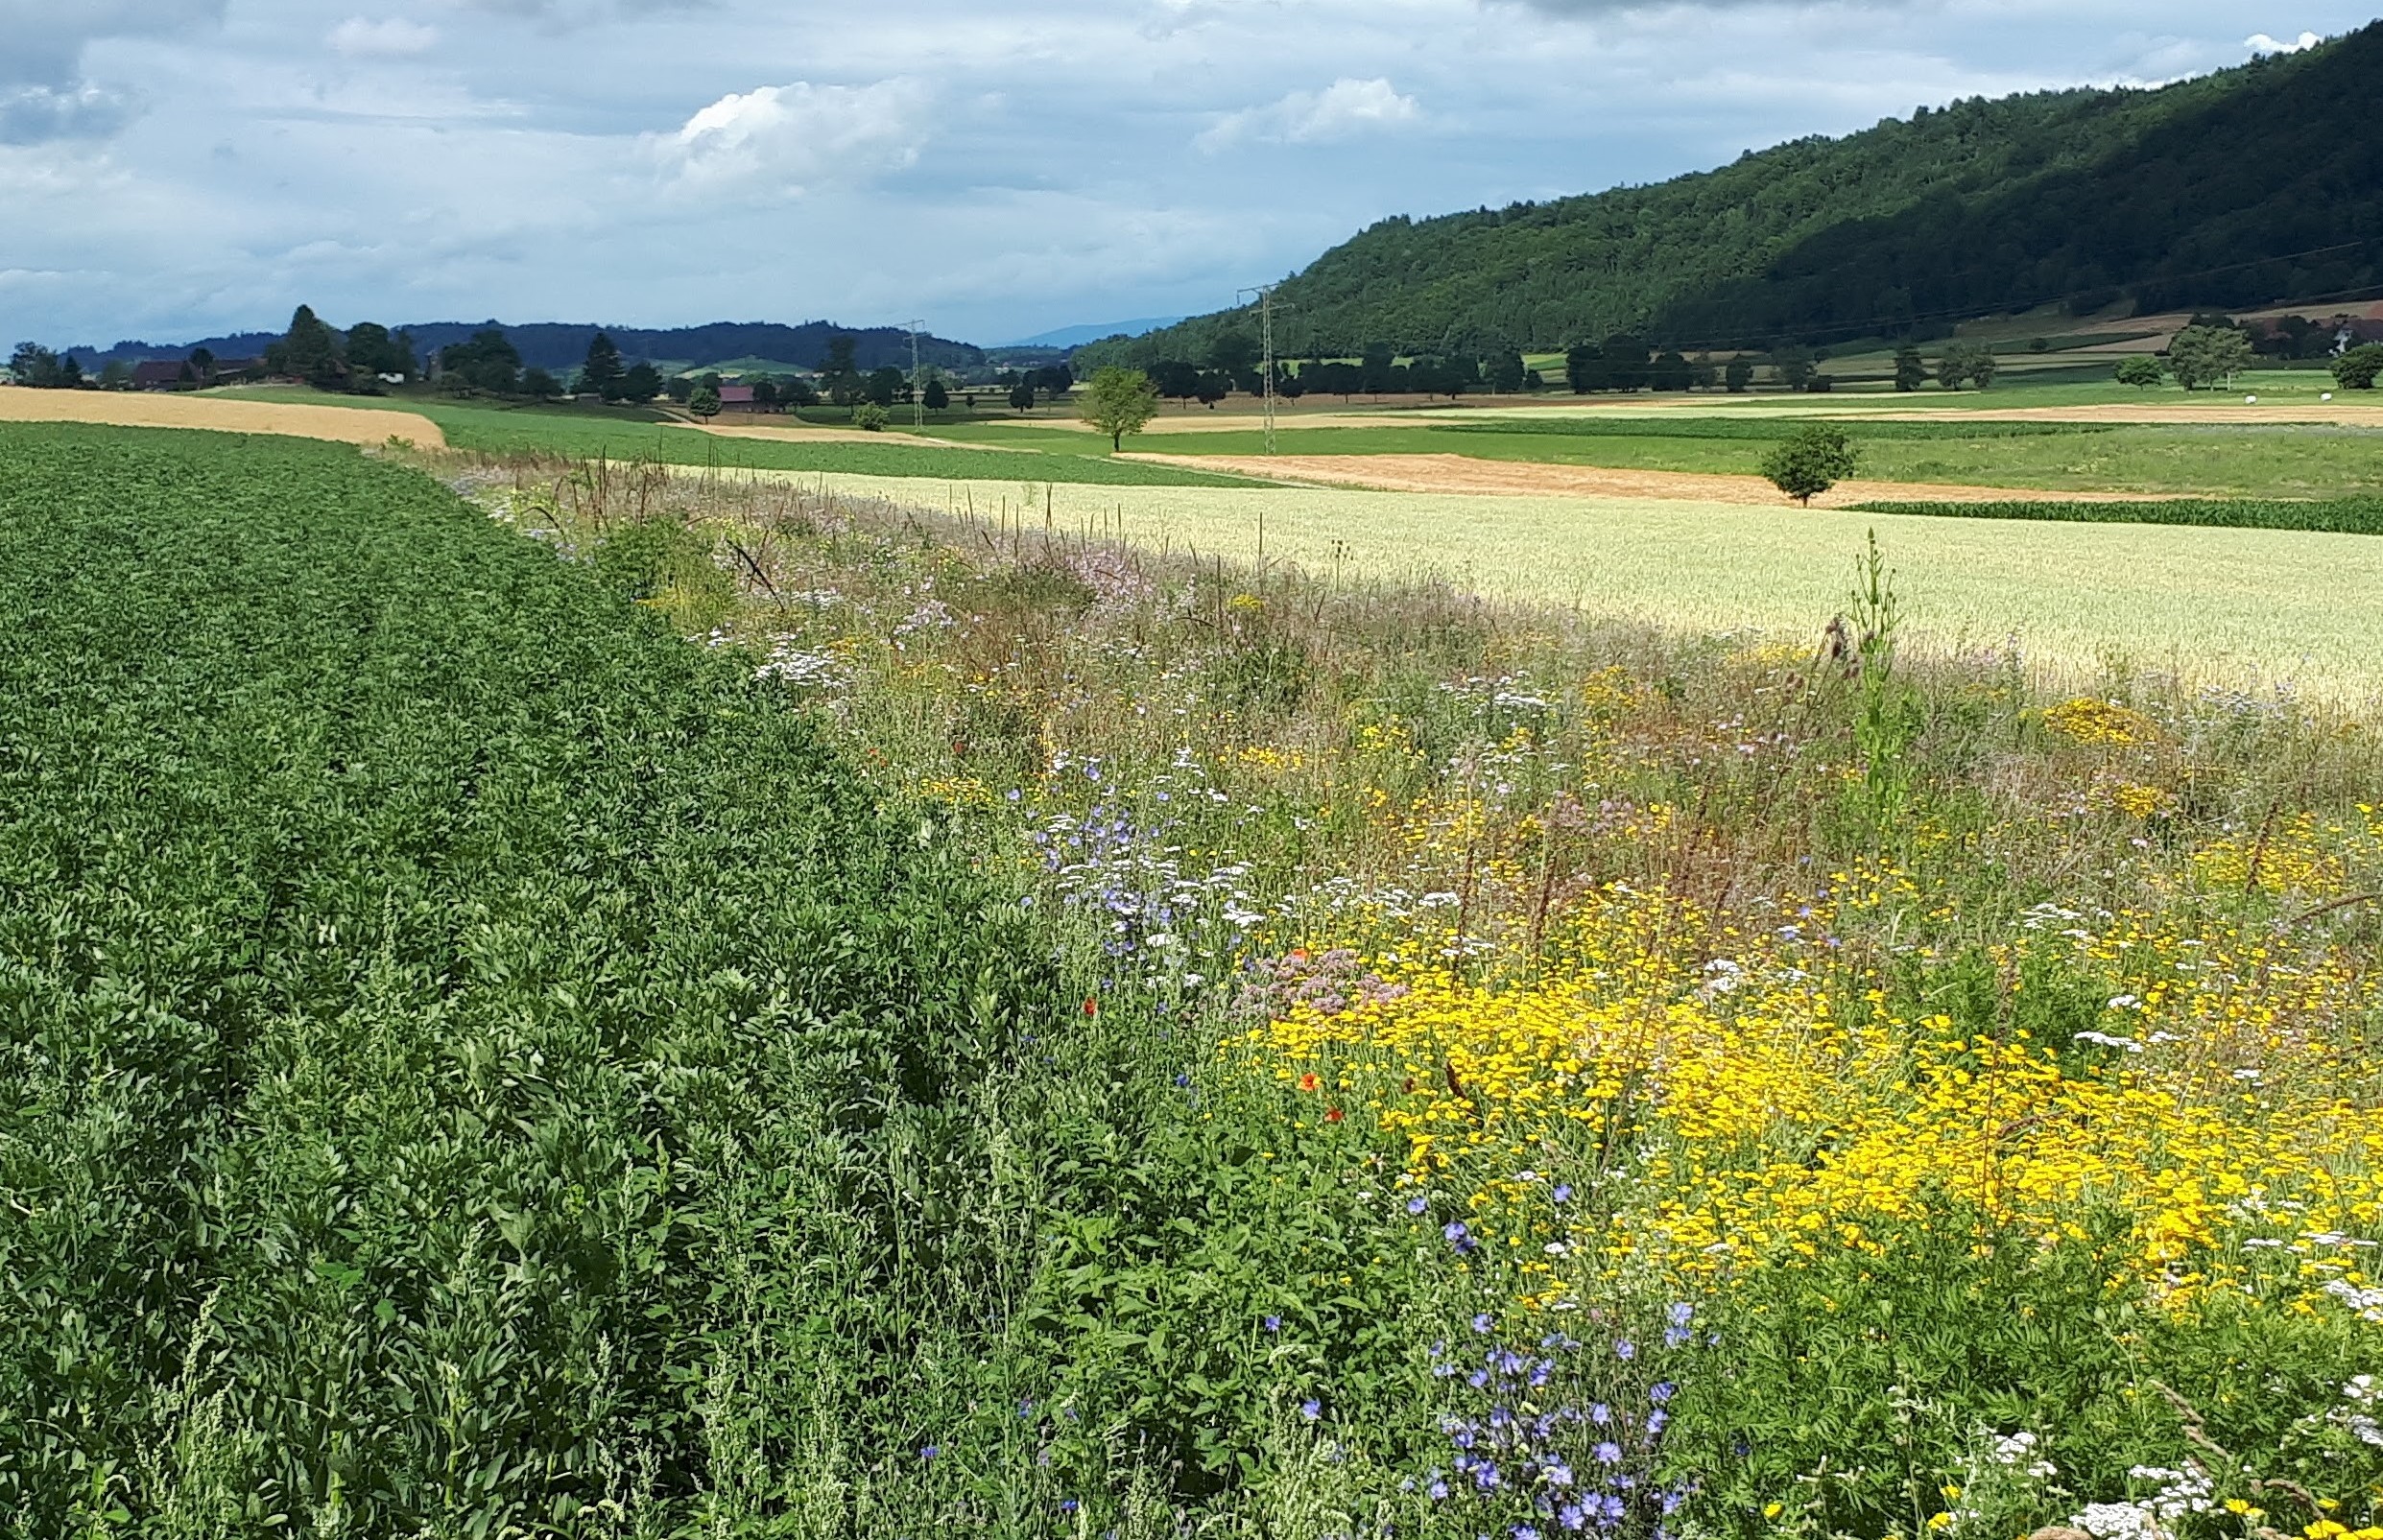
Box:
[1008,381,1036,413]
[1078,366,1161,451]
[2165,325,2252,391]
[1761,424,1859,506]
[1724,356,1753,393]
[688,384,721,418]
[922,375,949,411]
[1894,345,1926,392]
[2114,356,2165,389]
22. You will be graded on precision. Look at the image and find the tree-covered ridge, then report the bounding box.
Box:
[1083,25,2379,364]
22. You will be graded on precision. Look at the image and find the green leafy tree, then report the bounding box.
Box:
[437,329,521,394]
[1488,349,1527,393]
[1894,344,1926,392]
[1076,366,1161,451]
[345,322,412,380]
[2114,355,2166,388]
[865,367,903,408]
[2166,323,2252,390]
[1207,330,1259,382]
[1008,381,1036,413]
[99,360,133,391]
[188,346,216,379]
[687,383,721,418]
[581,332,625,399]
[664,374,693,404]
[1563,343,1605,394]
[1773,346,1815,391]
[10,343,67,388]
[921,375,949,411]
[521,367,561,399]
[2328,343,2383,390]
[620,362,663,404]
[1723,356,1753,392]
[1760,423,1859,505]
[1936,340,1995,390]
[850,402,890,430]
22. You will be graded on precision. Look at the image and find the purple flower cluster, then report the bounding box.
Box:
[1413,1307,1699,1539]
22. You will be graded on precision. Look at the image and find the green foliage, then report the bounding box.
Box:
[1076,367,1161,450]
[2114,355,2166,387]
[0,423,1084,1534]
[8,342,83,389]
[2331,343,2383,390]
[1936,340,1997,390]
[687,383,722,417]
[849,401,890,431]
[590,513,735,631]
[1081,26,2383,359]
[1851,494,2383,535]
[437,327,522,395]
[1760,423,1859,504]
[1894,344,1926,392]
[2167,324,2254,390]
[582,330,625,399]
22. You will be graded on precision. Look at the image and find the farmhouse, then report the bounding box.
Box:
[131,360,199,391]
[716,384,759,412]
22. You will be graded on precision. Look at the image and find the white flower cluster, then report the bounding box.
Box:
[2324,1279,2383,1322]
[753,636,847,689]
[2070,1464,2215,1539]
[2336,1374,2383,1448]
[1989,1429,2058,1480]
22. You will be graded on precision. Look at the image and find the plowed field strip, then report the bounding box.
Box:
[0,388,447,447]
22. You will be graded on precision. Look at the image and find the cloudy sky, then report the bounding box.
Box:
[1,0,2371,347]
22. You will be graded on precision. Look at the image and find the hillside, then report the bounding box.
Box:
[67,319,979,375]
[1084,24,2383,365]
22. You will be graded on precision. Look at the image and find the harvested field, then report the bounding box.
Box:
[0,387,447,447]
[1117,451,2168,506]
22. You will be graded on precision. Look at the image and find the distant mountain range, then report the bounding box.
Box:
[1082,22,2383,366]
[65,320,982,375]
[1000,317,1184,349]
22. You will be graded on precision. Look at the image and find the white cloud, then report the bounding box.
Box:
[651,79,930,193]
[1198,77,1420,152]
[2245,29,2323,52]
[327,18,441,57]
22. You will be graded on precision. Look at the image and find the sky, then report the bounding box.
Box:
[0,1,2372,348]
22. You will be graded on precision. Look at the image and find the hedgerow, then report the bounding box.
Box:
[1850,494,2383,534]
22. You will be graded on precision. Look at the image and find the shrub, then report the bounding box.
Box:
[2333,343,2383,390]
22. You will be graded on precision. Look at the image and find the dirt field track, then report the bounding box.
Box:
[0,388,448,447]
[1121,452,2167,507]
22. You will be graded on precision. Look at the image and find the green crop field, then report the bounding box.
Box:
[211,387,1252,486]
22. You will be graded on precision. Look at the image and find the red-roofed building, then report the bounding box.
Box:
[717,384,758,411]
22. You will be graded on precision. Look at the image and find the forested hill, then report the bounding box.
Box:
[1083,24,2383,365]
[69,320,980,374]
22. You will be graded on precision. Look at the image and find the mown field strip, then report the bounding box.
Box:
[0,385,448,446]
[743,469,2383,699]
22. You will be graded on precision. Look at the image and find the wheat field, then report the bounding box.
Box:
[730,469,2383,700]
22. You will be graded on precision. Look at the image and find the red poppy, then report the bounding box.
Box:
[1324,1106,1344,1124]
[1082,997,1099,1017]
[1297,1072,1321,1092]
